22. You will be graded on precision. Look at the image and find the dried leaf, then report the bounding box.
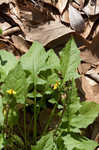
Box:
[83,0,99,15]
[82,21,94,39]
[72,0,85,9]
[0,16,11,31]
[61,9,69,23]
[56,0,68,14]
[22,21,73,45]
[11,35,29,53]
[78,63,91,74]
[81,75,99,103]
[0,0,12,5]
[69,4,85,32]
[74,0,85,8]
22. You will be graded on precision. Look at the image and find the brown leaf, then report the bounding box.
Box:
[56,0,68,14]
[74,0,85,8]
[61,9,69,23]
[0,16,11,31]
[72,0,85,9]
[69,4,85,32]
[11,35,29,53]
[83,0,99,16]
[78,63,91,74]
[89,32,99,60]
[0,0,12,5]
[79,32,99,64]
[82,21,94,39]
[81,75,99,103]
[22,20,73,45]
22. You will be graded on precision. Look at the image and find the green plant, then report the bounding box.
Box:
[0,37,99,150]
[0,28,2,34]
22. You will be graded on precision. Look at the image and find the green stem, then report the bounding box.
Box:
[33,87,37,144]
[66,86,71,133]
[66,96,70,133]
[24,104,27,150]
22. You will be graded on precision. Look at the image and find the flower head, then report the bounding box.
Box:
[6,89,16,95]
[53,81,60,90]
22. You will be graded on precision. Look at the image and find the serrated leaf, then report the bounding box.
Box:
[31,132,54,150]
[0,50,17,81]
[71,102,99,128]
[2,63,27,104]
[63,133,97,150]
[60,37,80,83]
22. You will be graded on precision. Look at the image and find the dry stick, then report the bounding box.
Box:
[2,26,20,36]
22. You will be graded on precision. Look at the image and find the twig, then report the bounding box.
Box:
[2,26,20,36]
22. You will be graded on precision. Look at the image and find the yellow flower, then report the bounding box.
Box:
[3,109,7,116]
[53,81,60,90]
[6,89,16,95]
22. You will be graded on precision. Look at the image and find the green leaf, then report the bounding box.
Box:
[62,79,81,123]
[0,29,2,34]
[60,37,80,82]
[2,63,27,104]
[63,133,98,150]
[0,133,5,149]
[20,42,47,83]
[27,92,42,98]
[0,50,17,81]
[31,132,54,150]
[8,134,24,148]
[0,96,4,126]
[71,102,99,128]
[48,98,58,104]
[47,49,60,70]
[0,67,6,82]
[56,137,66,150]
[7,108,18,127]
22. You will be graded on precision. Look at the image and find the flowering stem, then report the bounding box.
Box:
[33,86,37,144]
[24,104,27,150]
